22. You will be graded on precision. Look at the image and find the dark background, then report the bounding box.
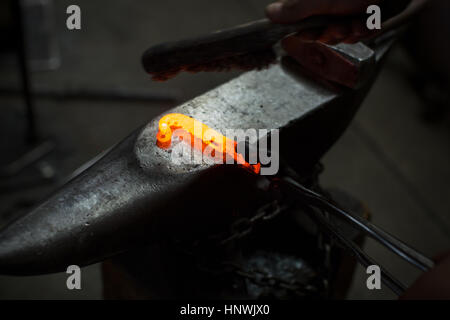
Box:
[0,0,449,299]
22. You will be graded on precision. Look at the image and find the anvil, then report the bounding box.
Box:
[0,39,393,275]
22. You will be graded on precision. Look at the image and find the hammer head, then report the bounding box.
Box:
[280,41,376,89]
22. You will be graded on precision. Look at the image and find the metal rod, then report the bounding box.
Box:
[0,141,55,178]
[281,176,435,272]
[302,205,406,295]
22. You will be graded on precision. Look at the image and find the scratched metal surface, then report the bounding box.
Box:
[137,64,336,174]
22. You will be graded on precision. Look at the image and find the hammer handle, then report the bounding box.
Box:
[142,16,330,74]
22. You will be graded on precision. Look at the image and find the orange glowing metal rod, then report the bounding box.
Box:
[156,113,261,174]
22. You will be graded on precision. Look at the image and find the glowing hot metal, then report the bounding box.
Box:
[156,113,261,174]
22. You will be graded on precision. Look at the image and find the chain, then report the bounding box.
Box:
[170,163,329,297]
[181,162,324,250]
[186,196,323,297]
[218,200,288,245]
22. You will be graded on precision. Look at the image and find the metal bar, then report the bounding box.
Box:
[0,141,55,178]
[281,176,435,272]
[302,205,406,295]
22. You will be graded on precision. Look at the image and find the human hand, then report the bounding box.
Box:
[401,251,450,300]
[265,0,381,45]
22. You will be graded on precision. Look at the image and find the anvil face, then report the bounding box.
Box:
[0,41,385,275]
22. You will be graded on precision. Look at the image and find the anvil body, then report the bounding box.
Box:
[0,40,391,275]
